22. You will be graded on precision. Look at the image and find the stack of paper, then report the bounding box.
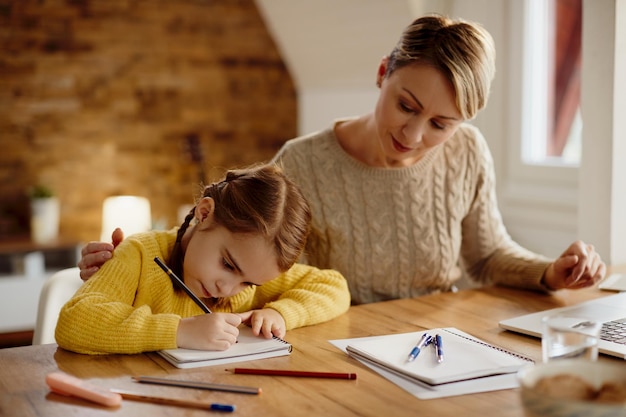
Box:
[330,327,534,399]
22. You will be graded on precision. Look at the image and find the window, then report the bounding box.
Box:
[522,0,582,166]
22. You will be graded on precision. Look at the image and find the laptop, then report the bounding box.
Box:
[498,292,626,359]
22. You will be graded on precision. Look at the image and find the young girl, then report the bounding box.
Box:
[55,164,350,355]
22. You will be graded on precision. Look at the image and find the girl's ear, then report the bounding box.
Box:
[194,197,215,225]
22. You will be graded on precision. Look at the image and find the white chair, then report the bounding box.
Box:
[32,267,83,345]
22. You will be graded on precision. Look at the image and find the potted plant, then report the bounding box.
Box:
[29,185,60,244]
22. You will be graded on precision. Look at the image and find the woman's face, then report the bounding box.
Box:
[373,60,464,167]
[182,211,281,300]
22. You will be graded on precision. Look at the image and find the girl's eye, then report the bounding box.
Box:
[222,258,235,271]
[242,282,256,288]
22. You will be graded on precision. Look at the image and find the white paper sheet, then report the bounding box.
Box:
[329,337,521,400]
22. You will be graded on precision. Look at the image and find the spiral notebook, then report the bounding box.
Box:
[158,326,292,369]
[345,327,532,385]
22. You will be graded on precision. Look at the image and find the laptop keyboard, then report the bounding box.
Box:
[601,318,626,345]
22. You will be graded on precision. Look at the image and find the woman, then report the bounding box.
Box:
[79,15,605,305]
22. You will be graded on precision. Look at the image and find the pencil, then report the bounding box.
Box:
[110,389,235,412]
[227,368,357,380]
[154,256,212,313]
[132,375,261,395]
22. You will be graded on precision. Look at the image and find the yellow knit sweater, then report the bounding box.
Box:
[55,228,350,354]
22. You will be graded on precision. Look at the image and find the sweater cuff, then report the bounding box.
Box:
[524,261,553,292]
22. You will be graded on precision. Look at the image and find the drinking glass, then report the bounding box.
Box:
[541,314,602,363]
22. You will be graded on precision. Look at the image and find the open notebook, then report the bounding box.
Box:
[158,326,292,369]
[345,327,533,385]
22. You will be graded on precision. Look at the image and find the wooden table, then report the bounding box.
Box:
[1,285,624,417]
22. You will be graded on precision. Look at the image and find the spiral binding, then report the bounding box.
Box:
[442,328,534,363]
[272,335,292,352]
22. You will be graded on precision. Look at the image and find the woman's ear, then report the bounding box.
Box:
[194,197,215,225]
[376,56,389,88]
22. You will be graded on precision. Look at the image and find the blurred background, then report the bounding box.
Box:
[0,0,623,346]
[0,0,299,243]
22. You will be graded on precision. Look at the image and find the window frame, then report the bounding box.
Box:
[505,0,579,197]
[495,0,580,257]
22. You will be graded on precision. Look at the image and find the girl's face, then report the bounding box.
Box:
[182,199,281,299]
[373,60,464,167]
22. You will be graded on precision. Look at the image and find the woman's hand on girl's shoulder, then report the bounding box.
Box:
[77,227,125,281]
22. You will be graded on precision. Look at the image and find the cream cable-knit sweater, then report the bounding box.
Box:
[272,120,551,305]
[56,228,350,354]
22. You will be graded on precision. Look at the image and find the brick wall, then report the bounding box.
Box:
[0,0,297,243]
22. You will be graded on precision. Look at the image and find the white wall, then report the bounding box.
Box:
[255,0,626,266]
[578,0,626,265]
[255,0,415,134]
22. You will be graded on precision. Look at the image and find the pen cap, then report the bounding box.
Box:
[419,334,432,348]
[211,403,236,412]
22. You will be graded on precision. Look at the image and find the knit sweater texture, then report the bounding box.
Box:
[56,228,350,354]
[272,120,551,304]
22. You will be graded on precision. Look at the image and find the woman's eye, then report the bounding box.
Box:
[399,102,413,113]
[431,120,445,130]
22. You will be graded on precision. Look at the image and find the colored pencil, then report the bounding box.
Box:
[111,389,235,412]
[154,256,212,313]
[132,375,261,395]
[227,368,357,380]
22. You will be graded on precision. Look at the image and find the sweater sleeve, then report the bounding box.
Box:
[228,263,351,330]
[459,127,552,292]
[55,235,181,355]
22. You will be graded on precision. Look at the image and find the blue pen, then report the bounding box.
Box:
[434,334,444,363]
[407,333,432,362]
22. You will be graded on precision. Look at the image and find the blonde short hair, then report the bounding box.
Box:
[385,15,496,120]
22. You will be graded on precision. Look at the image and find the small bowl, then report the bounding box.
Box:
[517,360,626,417]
